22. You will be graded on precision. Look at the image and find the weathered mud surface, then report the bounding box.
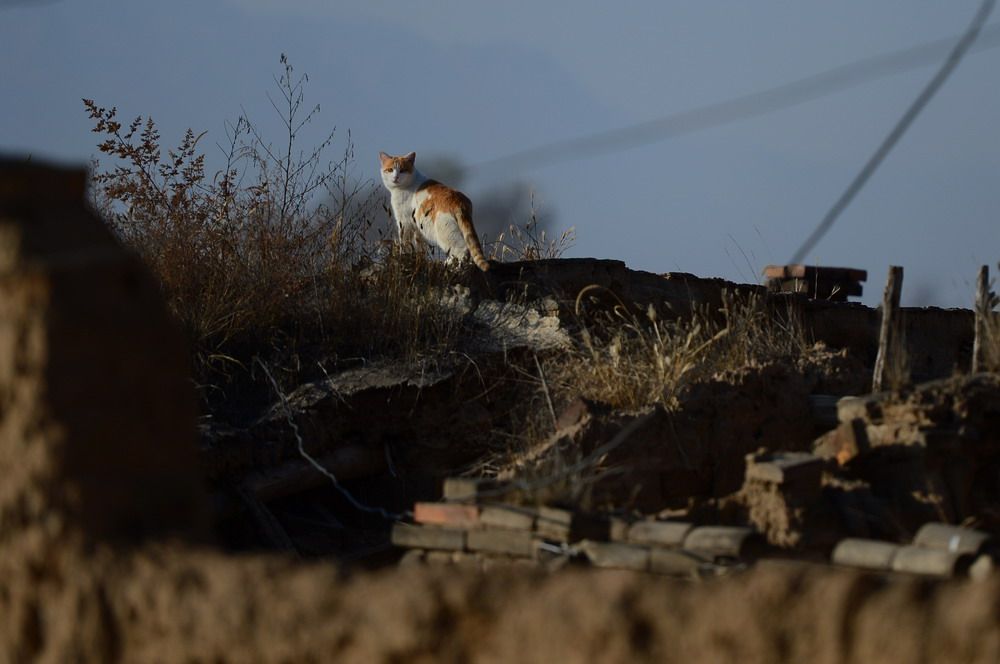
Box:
[4,549,1000,663]
[2,159,999,663]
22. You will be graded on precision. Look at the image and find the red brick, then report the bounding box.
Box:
[413,502,480,527]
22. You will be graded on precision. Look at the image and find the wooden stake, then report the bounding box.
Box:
[872,266,903,393]
[972,265,989,373]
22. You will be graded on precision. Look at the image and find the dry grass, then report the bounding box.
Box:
[543,290,811,412]
[84,57,470,415]
[472,291,817,508]
[484,194,575,262]
[975,264,1000,373]
[983,315,1000,373]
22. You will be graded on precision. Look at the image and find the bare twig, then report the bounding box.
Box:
[534,353,558,433]
[256,357,406,521]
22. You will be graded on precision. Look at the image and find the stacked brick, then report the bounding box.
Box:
[763,264,867,302]
[391,478,765,577]
[831,523,996,579]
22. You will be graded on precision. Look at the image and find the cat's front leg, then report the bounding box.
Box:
[398,220,424,255]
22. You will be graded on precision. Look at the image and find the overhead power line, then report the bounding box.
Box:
[467,20,1000,179]
[789,0,996,264]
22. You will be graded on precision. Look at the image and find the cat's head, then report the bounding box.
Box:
[379,151,416,189]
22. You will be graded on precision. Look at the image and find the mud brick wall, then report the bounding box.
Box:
[0,159,209,550]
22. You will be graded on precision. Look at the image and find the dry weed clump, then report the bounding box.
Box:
[84,56,468,411]
[485,196,575,262]
[983,317,1000,373]
[976,264,1000,373]
[545,291,811,412]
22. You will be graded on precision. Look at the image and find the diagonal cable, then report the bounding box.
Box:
[467,20,1000,179]
[790,0,996,264]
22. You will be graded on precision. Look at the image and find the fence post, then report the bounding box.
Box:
[972,265,990,373]
[872,266,903,393]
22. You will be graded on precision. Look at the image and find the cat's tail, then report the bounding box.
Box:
[456,207,491,272]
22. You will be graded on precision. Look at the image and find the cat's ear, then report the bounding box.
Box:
[403,151,416,163]
[378,151,391,163]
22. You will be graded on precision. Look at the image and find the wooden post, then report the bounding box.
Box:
[872,266,903,393]
[972,265,989,373]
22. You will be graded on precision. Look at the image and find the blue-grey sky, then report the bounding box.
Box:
[3,1,998,307]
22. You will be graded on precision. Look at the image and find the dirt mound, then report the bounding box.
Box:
[502,361,821,511]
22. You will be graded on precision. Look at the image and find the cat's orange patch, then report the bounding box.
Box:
[417,180,472,221]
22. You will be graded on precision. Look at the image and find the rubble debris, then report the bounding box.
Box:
[738,450,827,548]
[814,374,1000,529]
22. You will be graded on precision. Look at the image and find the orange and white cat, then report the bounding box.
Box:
[379,151,490,271]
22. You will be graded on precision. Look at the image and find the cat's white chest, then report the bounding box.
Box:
[390,189,416,228]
